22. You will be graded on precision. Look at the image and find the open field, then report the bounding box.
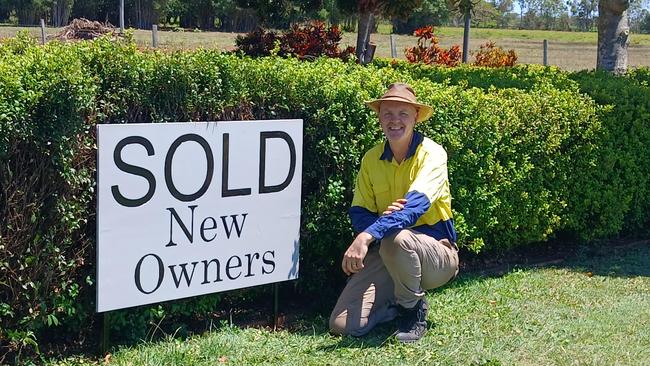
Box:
[48,241,650,365]
[2,25,650,71]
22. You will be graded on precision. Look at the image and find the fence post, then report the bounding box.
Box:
[390,34,397,58]
[152,24,158,48]
[543,39,548,66]
[40,19,46,45]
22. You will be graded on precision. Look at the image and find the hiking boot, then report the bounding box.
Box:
[394,299,428,343]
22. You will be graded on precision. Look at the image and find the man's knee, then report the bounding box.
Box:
[329,312,347,335]
[329,312,371,337]
[379,230,413,259]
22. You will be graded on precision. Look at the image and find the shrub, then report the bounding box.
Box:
[235,21,355,61]
[404,26,462,67]
[0,35,97,362]
[234,27,280,58]
[567,70,650,239]
[473,41,517,67]
[373,59,578,92]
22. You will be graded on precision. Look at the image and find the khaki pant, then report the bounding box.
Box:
[329,229,459,336]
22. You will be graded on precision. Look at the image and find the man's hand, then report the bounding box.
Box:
[342,232,374,276]
[382,198,407,216]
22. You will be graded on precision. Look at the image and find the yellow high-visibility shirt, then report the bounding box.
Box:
[349,132,456,242]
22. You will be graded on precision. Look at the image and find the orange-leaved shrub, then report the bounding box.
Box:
[404,26,462,67]
[473,41,517,67]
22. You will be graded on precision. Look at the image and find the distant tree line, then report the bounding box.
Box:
[0,0,649,34]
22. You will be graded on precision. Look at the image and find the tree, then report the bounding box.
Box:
[337,0,422,65]
[131,0,168,28]
[569,0,598,31]
[392,0,450,35]
[491,0,514,27]
[628,0,650,32]
[470,1,501,28]
[13,0,50,25]
[236,0,322,29]
[516,0,526,26]
[51,0,74,26]
[448,0,479,63]
[537,0,567,29]
[597,0,630,74]
[640,9,650,33]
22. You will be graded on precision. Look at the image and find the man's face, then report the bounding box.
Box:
[379,100,418,143]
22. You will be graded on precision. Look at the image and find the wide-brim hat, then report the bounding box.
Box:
[365,83,434,123]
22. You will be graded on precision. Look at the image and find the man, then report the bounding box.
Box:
[329,83,459,343]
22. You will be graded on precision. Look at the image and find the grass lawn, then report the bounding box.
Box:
[48,241,650,366]
[2,25,650,71]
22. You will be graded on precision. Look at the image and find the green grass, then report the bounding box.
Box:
[48,242,650,366]
[432,26,650,46]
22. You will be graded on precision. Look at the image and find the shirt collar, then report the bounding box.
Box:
[379,131,424,161]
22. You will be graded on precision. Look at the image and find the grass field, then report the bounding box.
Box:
[47,241,650,366]
[2,25,650,71]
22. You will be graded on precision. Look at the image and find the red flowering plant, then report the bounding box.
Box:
[473,41,517,67]
[235,27,281,57]
[235,21,355,61]
[404,26,462,67]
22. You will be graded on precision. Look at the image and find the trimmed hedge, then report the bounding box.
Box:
[1,34,649,361]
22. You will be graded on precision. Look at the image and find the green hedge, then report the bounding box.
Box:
[371,58,580,92]
[1,34,649,361]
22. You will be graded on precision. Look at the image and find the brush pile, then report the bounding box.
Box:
[54,18,120,40]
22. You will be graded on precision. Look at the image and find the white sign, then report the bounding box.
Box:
[96,120,302,312]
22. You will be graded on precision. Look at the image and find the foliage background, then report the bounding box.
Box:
[2,0,650,34]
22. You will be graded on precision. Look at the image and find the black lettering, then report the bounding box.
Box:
[168,261,199,288]
[111,136,156,207]
[166,205,197,247]
[134,253,164,294]
[220,213,248,239]
[262,250,276,274]
[200,217,218,242]
[259,131,296,194]
[244,253,260,277]
[226,255,242,280]
[165,134,214,202]
[222,133,252,197]
[201,259,223,284]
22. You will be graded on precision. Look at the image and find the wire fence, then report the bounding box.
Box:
[3,23,650,72]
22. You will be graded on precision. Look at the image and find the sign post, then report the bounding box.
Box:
[96,120,302,314]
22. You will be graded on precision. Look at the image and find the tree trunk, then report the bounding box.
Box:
[134,0,155,29]
[52,0,73,27]
[17,5,37,26]
[356,11,375,65]
[597,0,630,74]
[462,9,471,63]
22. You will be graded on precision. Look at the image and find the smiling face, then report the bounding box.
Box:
[379,100,418,144]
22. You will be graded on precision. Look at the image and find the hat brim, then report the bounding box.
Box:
[365,97,434,123]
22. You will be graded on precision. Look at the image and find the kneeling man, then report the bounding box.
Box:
[329,83,459,343]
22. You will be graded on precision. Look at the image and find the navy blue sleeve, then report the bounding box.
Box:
[364,191,431,240]
[349,206,379,234]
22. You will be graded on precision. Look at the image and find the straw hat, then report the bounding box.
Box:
[365,83,434,123]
